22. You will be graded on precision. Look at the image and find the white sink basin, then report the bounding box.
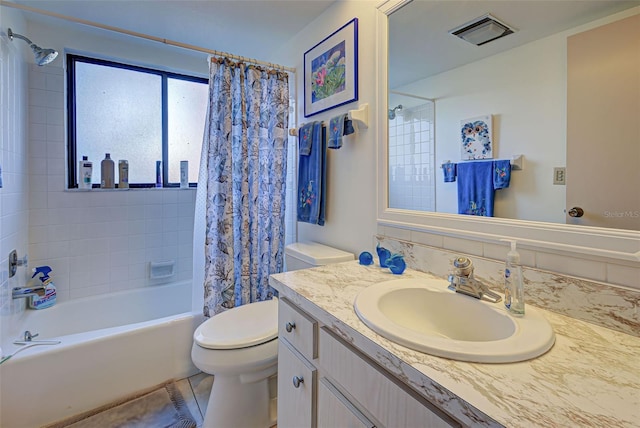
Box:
[354,278,555,363]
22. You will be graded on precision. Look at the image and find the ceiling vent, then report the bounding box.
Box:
[449,14,515,46]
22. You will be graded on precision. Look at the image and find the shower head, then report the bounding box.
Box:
[388,104,403,120]
[8,28,58,66]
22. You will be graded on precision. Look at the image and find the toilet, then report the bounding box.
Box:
[191,241,353,428]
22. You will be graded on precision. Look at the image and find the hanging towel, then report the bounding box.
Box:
[344,118,355,136]
[493,160,511,189]
[442,162,457,182]
[297,122,326,225]
[298,122,315,155]
[328,113,347,149]
[457,161,496,217]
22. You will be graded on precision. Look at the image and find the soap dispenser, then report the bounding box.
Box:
[503,239,524,316]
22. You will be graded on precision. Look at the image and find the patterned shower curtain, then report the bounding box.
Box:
[200,57,289,317]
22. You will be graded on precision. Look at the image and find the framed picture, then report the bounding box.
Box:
[304,18,358,117]
[460,115,493,160]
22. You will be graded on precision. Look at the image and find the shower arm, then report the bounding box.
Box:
[7,29,34,46]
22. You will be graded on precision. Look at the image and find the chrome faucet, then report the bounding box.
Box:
[447,257,502,303]
[12,285,46,300]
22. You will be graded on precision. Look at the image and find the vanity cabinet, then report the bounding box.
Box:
[277,298,459,428]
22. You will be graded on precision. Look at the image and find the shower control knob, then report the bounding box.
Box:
[568,207,584,217]
[292,376,304,388]
[285,322,296,333]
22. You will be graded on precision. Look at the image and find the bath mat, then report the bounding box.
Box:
[46,382,196,428]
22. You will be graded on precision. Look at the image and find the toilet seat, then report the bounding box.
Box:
[194,298,278,350]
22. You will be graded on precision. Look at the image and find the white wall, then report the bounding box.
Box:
[274,1,379,256]
[397,31,568,223]
[0,8,30,348]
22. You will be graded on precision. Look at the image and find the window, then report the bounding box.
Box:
[67,54,208,188]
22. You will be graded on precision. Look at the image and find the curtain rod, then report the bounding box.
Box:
[0,0,296,73]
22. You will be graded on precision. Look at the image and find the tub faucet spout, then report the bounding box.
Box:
[12,285,46,299]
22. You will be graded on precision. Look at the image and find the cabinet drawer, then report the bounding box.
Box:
[278,340,317,428]
[318,377,375,428]
[279,298,317,360]
[319,327,459,428]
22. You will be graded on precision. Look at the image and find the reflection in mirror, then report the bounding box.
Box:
[388,92,435,211]
[388,1,639,230]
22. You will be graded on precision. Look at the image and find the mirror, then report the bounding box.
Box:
[375,0,639,263]
[387,0,639,231]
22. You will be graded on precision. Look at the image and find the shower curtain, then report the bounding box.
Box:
[200,57,289,317]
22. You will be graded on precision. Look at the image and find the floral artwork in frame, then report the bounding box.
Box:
[461,115,493,160]
[304,18,358,117]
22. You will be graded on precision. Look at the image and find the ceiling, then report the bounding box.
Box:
[389,0,639,88]
[5,0,638,85]
[7,0,336,63]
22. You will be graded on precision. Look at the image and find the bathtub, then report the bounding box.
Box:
[0,281,205,428]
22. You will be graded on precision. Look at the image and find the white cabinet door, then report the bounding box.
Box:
[319,327,458,427]
[318,377,375,428]
[278,340,317,428]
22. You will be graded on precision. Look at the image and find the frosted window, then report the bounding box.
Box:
[75,62,162,184]
[69,55,208,187]
[167,78,208,184]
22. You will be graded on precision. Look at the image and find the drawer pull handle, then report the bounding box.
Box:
[292,376,304,388]
[285,322,296,333]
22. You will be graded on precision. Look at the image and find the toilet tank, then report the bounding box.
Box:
[285,241,354,271]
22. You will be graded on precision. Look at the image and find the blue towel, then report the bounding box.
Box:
[328,114,347,149]
[344,119,355,136]
[442,162,457,182]
[493,160,511,189]
[297,122,326,225]
[457,161,496,217]
[298,122,314,156]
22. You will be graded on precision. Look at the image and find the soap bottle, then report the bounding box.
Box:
[503,240,524,316]
[78,155,93,189]
[101,153,115,188]
[28,266,57,310]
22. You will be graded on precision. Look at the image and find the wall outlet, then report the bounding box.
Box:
[553,167,566,185]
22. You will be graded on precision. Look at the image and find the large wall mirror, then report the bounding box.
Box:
[376,0,639,262]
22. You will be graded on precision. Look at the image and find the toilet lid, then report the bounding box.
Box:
[194,298,278,350]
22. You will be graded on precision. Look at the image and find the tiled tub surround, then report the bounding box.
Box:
[270,262,640,427]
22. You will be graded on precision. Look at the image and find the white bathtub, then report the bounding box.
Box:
[0,281,204,428]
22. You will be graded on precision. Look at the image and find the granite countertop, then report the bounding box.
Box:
[270,261,640,428]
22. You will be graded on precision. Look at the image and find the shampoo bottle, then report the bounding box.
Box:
[29,266,57,310]
[118,160,129,189]
[503,240,524,316]
[78,156,93,189]
[101,153,115,188]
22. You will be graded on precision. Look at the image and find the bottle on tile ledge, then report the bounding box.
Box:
[78,155,92,189]
[101,153,115,189]
[118,160,129,189]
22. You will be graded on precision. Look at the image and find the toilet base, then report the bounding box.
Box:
[203,374,274,428]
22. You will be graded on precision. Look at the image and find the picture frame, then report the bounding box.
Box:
[304,18,358,117]
[460,115,493,160]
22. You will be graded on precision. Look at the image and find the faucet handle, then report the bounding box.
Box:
[452,256,474,277]
[8,250,28,278]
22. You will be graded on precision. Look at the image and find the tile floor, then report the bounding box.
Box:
[175,372,214,428]
[113,372,276,428]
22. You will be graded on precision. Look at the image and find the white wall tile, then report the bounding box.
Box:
[607,263,640,289]
[442,236,484,257]
[537,252,607,282]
